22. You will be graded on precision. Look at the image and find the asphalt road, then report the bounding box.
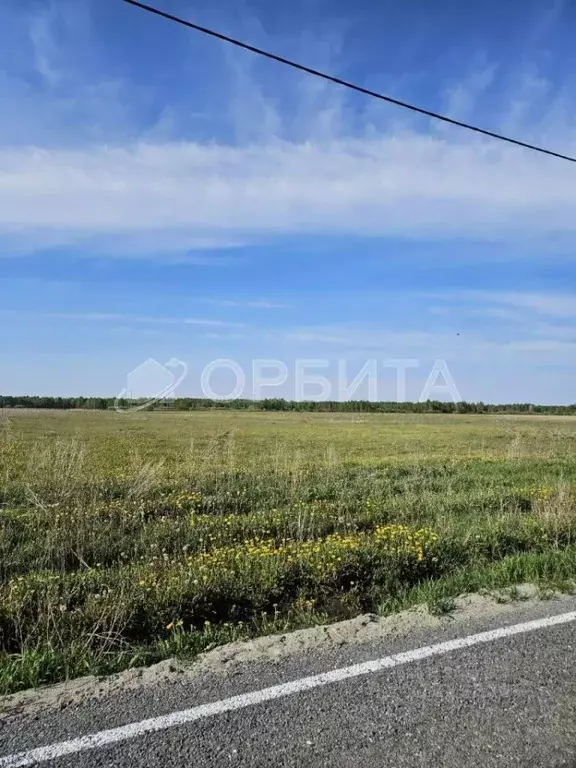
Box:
[1,597,576,768]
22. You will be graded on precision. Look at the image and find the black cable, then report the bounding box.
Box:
[123,0,576,164]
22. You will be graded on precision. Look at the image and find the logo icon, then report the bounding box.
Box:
[114,358,188,412]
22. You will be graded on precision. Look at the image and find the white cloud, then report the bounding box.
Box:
[525,0,569,47]
[1,1,575,258]
[501,338,576,355]
[284,325,467,355]
[464,291,576,319]
[533,323,576,341]
[0,130,575,256]
[184,318,244,327]
[202,298,288,309]
[286,331,349,344]
[0,310,242,327]
[442,59,497,122]
[29,6,60,86]
[248,300,288,309]
[278,313,576,368]
[202,332,246,339]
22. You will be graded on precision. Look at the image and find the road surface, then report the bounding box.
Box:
[1,595,575,767]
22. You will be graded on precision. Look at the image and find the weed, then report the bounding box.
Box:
[427,596,457,616]
[0,409,575,695]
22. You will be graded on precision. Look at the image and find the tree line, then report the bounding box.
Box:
[1,395,575,415]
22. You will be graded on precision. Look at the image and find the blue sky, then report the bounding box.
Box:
[1,0,575,402]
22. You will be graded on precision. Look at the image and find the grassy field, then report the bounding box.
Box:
[1,408,576,695]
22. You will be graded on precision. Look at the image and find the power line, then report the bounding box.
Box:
[123,0,576,164]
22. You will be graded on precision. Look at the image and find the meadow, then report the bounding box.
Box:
[1,408,576,695]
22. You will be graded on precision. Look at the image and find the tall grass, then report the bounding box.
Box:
[0,409,575,695]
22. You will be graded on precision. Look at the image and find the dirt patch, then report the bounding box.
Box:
[0,583,559,717]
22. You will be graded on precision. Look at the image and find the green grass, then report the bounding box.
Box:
[0,408,575,695]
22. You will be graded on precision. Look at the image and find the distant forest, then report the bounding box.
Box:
[1,395,575,415]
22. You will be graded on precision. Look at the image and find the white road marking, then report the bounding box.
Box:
[1,610,575,767]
